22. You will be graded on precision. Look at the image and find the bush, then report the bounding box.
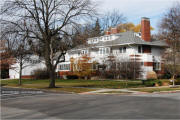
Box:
[144,79,162,87]
[31,68,49,79]
[146,71,157,80]
[66,75,79,79]
[175,79,180,85]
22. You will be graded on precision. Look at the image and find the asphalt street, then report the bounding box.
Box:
[1,87,180,119]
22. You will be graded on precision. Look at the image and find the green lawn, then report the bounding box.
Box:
[0,79,144,93]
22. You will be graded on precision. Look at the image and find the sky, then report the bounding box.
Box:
[97,0,180,34]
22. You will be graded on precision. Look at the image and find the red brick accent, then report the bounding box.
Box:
[141,17,151,42]
[130,55,142,57]
[144,62,153,66]
[130,58,141,61]
[58,71,72,76]
[21,75,34,79]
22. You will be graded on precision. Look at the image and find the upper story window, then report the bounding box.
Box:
[106,36,109,40]
[81,50,88,55]
[104,36,107,41]
[119,47,126,53]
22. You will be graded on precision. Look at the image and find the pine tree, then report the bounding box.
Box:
[92,19,101,37]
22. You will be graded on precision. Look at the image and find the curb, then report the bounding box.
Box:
[1,86,74,94]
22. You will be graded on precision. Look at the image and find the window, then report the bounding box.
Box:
[107,36,109,40]
[110,36,112,40]
[59,64,70,70]
[123,47,126,53]
[81,50,88,55]
[138,46,143,53]
[119,47,126,53]
[153,62,161,71]
[99,48,110,54]
[106,48,110,54]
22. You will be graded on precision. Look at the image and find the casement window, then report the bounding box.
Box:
[119,47,126,53]
[113,50,119,54]
[59,64,70,70]
[153,62,161,71]
[99,48,110,54]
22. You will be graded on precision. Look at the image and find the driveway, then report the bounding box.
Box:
[1,87,180,119]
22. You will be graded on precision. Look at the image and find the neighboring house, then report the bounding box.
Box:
[58,17,168,79]
[9,55,46,79]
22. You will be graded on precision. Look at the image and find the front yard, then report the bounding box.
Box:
[1,79,144,93]
[1,79,180,93]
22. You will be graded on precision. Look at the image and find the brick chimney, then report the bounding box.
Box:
[111,27,118,34]
[105,31,111,35]
[141,17,151,42]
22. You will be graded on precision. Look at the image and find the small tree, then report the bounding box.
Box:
[72,55,92,79]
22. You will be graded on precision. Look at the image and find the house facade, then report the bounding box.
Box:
[58,17,168,79]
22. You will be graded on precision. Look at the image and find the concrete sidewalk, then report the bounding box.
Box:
[80,88,144,94]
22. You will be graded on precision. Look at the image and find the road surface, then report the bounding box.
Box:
[1,87,180,119]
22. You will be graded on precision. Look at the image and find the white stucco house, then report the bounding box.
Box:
[9,17,168,79]
[58,17,168,79]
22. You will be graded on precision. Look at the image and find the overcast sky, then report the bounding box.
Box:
[97,0,180,34]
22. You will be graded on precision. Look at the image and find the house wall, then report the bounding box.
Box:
[9,56,46,79]
[58,44,165,79]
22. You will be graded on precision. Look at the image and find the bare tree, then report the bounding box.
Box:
[100,9,126,32]
[159,2,180,86]
[1,0,97,88]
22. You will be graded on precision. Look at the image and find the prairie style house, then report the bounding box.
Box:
[58,17,168,79]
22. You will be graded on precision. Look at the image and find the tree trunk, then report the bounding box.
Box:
[19,63,22,86]
[49,69,56,88]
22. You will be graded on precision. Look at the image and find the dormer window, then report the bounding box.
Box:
[106,36,109,40]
